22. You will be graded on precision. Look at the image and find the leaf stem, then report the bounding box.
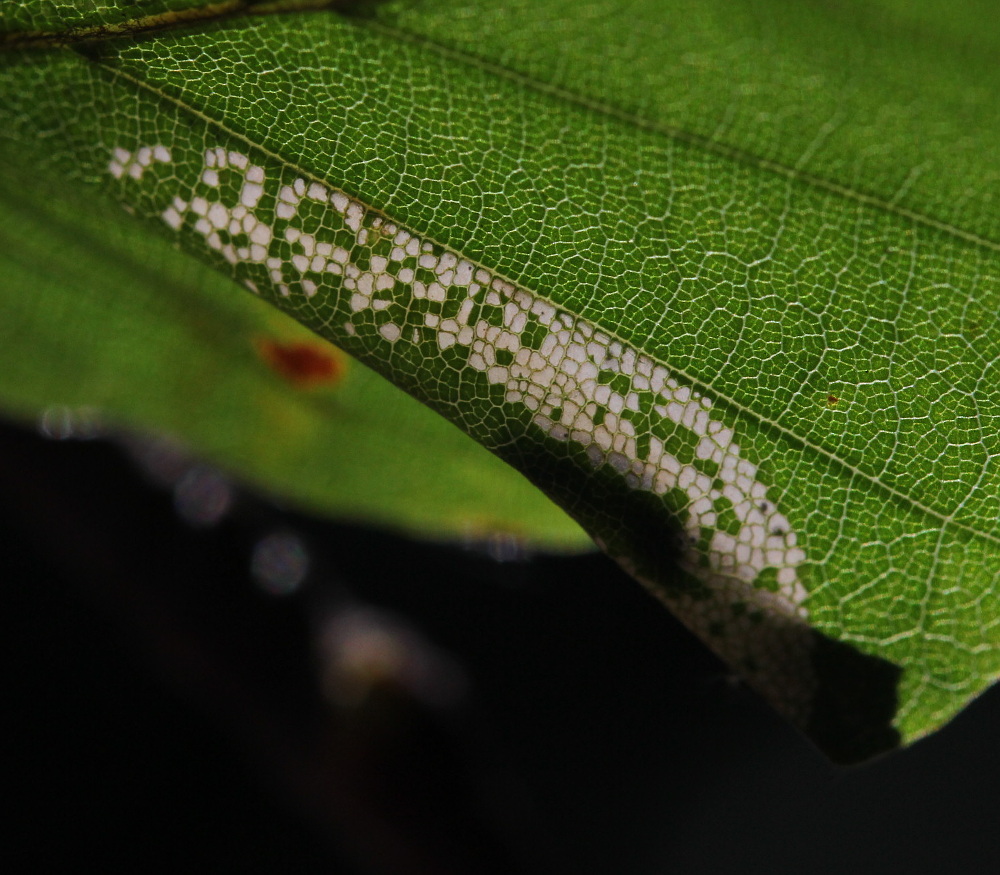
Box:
[0,0,357,50]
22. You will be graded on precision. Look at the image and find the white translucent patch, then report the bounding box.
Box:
[108,144,171,181]
[241,181,263,208]
[115,143,815,722]
[379,322,402,342]
[161,205,183,230]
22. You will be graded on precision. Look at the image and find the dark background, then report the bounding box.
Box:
[3,417,999,874]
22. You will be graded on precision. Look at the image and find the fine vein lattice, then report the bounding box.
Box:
[110,142,814,718]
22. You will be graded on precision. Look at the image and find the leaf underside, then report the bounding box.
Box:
[2,0,999,762]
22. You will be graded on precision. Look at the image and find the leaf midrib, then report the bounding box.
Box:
[0,0,346,48]
[83,27,1000,550]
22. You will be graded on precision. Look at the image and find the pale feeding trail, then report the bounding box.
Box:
[110,144,816,720]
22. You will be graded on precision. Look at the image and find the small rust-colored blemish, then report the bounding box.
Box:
[255,337,345,389]
[827,394,840,407]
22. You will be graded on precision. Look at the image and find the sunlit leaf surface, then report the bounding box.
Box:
[2,0,999,760]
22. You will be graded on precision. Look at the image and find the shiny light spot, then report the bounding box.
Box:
[38,405,101,440]
[173,466,233,527]
[317,607,467,709]
[462,530,531,564]
[251,530,309,596]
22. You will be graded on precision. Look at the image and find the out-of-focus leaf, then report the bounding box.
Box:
[0,161,586,546]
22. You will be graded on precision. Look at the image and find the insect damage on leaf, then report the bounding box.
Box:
[108,145,171,180]
[110,141,815,721]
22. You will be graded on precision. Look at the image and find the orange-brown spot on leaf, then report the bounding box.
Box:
[827,394,840,407]
[255,337,346,389]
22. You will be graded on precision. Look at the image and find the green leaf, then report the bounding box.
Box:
[0,126,586,546]
[2,0,998,761]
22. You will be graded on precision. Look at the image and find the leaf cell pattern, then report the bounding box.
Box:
[110,140,816,719]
